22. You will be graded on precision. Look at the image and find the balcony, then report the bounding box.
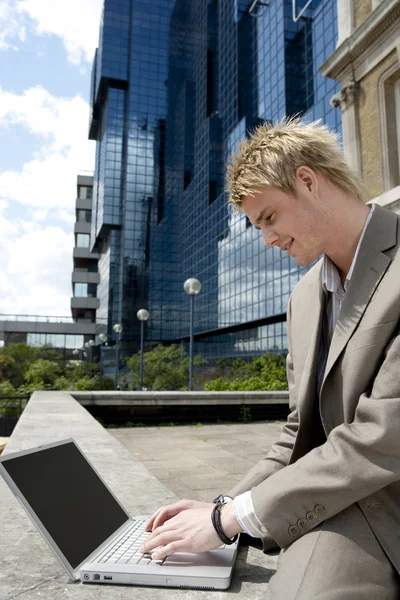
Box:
[74,222,91,235]
[71,271,100,285]
[73,247,99,260]
[70,297,99,311]
[76,198,92,211]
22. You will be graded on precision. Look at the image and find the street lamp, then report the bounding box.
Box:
[113,323,123,389]
[99,333,107,389]
[85,339,95,377]
[183,277,202,391]
[137,309,149,391]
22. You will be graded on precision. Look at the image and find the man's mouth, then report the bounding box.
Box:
[282,240,293,252]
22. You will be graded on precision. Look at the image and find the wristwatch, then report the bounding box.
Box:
[213,494,233,504]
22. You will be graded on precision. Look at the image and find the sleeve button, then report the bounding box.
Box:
[315,504,325,515]
[288,525,300,537]
[297,518,308,530]
[306,511,317,523]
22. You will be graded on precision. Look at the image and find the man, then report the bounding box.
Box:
[140,118,400,598]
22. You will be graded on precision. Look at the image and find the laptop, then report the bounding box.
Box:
[0,438,238,590]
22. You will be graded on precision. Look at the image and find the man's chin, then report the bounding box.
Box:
[293,255,315,267]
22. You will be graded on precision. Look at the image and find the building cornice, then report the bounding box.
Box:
[321,0,400,80]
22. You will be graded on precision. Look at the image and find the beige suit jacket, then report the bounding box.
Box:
[229,204,400,572]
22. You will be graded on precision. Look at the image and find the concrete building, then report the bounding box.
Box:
[88,0,341,362]
[71,175,100,323]
[321,0,400,214]
[0,175,101,362]
[0,315,97,364]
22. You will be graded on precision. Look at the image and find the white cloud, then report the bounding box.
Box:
[0,211,73,315]
[0,85,95,210]
[0,85,95,316]
[18,0,103,66]
[0,0,26,51]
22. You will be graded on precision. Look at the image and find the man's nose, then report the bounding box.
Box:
[261,229,279,248]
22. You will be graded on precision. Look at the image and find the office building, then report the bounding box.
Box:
[89,0,341,362]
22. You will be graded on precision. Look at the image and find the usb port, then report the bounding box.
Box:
[93,574,100,581]
[104,576,113,581]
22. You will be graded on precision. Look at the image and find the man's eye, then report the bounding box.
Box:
[265,214,273,223]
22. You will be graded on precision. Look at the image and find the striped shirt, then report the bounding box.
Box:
[233,203,375,539]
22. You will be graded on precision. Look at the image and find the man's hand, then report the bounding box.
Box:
[140,499,242,560]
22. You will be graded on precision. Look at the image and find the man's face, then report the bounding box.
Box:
[241,184,324,267]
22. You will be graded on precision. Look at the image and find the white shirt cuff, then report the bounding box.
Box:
[233,490,267,538]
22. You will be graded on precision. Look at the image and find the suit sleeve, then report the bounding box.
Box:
[227,295,299,499]
[251,328,400,548]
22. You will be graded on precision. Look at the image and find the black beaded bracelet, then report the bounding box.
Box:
[211,503,238,545]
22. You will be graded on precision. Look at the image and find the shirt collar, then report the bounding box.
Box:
[322,203,375,295]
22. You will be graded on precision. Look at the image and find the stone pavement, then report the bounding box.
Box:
[110,420,285,502]
[1,394,282,599]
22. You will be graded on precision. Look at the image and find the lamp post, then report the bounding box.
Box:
[137,309,149,391]
[98,333,107,389]
[183,277,202,391]
[72,348,79,389]
[113,323,123,389]
[85,340,95,377]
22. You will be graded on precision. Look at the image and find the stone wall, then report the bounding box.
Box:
[358,50,398,199]
[354,0,373,29]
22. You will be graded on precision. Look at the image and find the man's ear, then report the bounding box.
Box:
[295,166,317,194]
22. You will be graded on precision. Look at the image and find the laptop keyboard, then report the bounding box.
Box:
[98,519,165,566]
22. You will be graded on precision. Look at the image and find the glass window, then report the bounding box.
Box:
[65,335,84,349]
[78,186,93,200]
[74,283,88,297]
[76,234,90,248]
[77,209,91,223]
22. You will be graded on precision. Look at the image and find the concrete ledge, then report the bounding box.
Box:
[0,391,277,599]
[73,390,289,406]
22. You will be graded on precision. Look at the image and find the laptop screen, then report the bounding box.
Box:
[1,441,129,569]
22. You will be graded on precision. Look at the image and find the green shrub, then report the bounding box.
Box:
[125,344,206,391]
[205,353,287,391]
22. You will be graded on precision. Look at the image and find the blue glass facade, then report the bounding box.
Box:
[89,0,341,360]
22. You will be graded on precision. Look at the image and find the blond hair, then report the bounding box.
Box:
[226,116,365,210]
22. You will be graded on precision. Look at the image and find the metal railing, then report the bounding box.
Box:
[0,314,108,324]
[0,395,30,436]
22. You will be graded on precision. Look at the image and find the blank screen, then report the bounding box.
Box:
[1,442,129,569]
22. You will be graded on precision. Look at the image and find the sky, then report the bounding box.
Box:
[0,0,103,317]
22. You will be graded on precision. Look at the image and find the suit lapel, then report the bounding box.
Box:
[320,205,397,393]
[296,265,326,408]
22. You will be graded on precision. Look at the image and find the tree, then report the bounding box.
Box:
[0,343,36,387]
[24,359,63,391]
[0,381,17,397]
[35,344,64,364]
[66,359,99,382]
[0,354,16,383]
[125,344,207,391]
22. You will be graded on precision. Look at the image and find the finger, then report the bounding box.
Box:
[145,507,164,531]
[151,540,190,560]
[151,500,193,530]
[140,530,181,553]
[145,502,179,531]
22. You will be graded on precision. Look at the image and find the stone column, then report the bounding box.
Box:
[336,0,354,46]
[330,81,362,176]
